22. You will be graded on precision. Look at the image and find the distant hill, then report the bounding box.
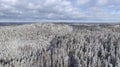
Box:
[0,22,34,26]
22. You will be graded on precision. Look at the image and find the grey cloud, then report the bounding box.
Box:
[0,0,86,21]
[0,0,120,21]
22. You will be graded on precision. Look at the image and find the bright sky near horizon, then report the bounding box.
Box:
[0,0,120,22]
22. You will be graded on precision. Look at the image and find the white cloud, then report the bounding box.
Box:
[77,0,90,5]
[44,0,57,6]
[0,0,85,21]
[0,12,4,16]
[0,3,14,10]
[85,6,120,21]
[97,0,108,6]
[27,3,41,9]
[1,0,18,5]
[0,0,120,21]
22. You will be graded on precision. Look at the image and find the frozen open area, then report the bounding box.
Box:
[0,23,120,67]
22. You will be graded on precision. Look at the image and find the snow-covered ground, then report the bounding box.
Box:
[0,23,120,67]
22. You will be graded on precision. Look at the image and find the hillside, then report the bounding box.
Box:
[0,23,120,67]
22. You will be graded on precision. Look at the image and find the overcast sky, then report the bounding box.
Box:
[0,0,120,22]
